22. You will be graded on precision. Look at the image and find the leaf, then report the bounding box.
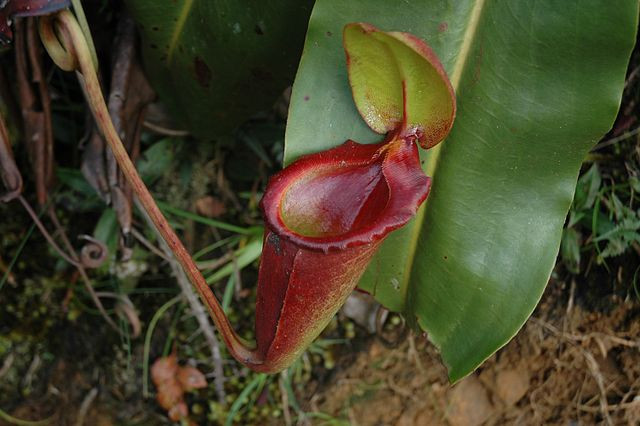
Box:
[343,23,456,148]
[630,176,640,194]
[136,138,178,184]
[574,164,602,211]
[560,227,581,274]
[284,0,637,380]
[123,0,314,140]
[92,208,118,261]
[342,24,403,134]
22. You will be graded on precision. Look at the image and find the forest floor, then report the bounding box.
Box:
[306,278,640,425]
[2,255,639,425]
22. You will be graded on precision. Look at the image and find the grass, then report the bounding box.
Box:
[0,221,36,292]
[158,200,253,235]
[0,407,55,426]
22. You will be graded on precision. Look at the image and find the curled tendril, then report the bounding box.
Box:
[37,14,77,71]
[16,196,107,270]
[79,234,108,268]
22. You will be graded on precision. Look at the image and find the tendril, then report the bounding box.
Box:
[79,234,108,268]
[39,10,260,366]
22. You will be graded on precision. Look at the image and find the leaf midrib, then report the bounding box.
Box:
[400,0,487,296]
[167,0,195,64]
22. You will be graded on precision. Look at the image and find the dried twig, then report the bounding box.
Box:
[26,18,55,205]
[581,348,614,426]
[0,254,16,286]
[142,120,189,137]
[0,112,22,202]
[0,353,14,380]
[131,227,171,262]
[74,387,98,426]
[14,18,54,206]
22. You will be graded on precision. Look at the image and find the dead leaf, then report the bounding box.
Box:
[177,365,207,391]
[195,195,227,218]
[151,353,207,422]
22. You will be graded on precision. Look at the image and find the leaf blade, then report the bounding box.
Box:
[124,0,314,139]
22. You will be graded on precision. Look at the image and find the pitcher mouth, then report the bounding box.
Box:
[260,137,431,253]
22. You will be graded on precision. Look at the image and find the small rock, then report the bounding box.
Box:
[446,375,493,426]
[341,292,379,333]
[495,367,530,406]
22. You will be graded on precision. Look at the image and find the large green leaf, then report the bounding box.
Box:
[124,0,313,140]
[284,0,637,380]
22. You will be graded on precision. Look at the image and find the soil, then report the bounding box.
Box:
[305,280,640,425]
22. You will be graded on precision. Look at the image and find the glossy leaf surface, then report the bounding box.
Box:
[123,0,313,140]
[285,0,637,380]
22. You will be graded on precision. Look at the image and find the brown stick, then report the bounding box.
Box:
[0,113,23,202]
[38,11,261,366]
[26,18,55,205]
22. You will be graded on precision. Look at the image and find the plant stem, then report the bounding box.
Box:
[39,11,261,366]
[70,0,98,68]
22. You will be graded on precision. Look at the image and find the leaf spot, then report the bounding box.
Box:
[194,57,212,88]
[390,277,400,290]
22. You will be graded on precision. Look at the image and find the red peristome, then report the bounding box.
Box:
[261,138,430,253]
[254,137,430,372]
